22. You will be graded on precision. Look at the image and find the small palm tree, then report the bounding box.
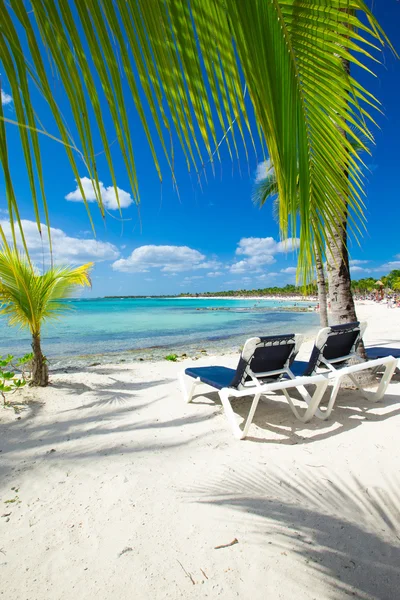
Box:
[0,246,93,386]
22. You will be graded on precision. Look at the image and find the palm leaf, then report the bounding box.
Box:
[0,1,393,280]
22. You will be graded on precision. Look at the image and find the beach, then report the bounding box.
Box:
[1,301,399,599]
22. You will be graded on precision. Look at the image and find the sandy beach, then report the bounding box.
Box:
[1,301,399,600]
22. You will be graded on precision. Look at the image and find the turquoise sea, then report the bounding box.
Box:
[0,297,319,367]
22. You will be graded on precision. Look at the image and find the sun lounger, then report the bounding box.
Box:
[288,322,398,420]
[179,334,329,439]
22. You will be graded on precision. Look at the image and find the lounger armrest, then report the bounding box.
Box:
[333,355,397,377]
[225,374,328,398]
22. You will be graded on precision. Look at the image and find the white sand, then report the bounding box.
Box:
[1,302,400,600]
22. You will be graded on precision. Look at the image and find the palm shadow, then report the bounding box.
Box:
[51,377,174,409]
[0,394,214,486]
[193,466,400,599]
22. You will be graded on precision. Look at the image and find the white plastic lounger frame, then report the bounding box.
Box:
[217,375,329,439]
[180,334,330,439]
[286,321,398,420]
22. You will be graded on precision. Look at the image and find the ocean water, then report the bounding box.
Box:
[0,297,319,367]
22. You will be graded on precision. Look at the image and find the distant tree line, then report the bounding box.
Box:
[179,283,316,298]
[350,270,400,293]
[179,270,400,298]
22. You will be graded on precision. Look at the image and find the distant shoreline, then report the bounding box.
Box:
[177,295,316,302]
[103,295,317,302]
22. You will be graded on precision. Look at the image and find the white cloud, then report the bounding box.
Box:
[256,273,279,281]
[275,238,300,253]
[112,244,214,274]
[255,159,275,183]
[0,219,120,264]
[349,259,369,266]
[195,260,222,270]
[1,90,12,105]
[207,271,223,277]
[230,258,275,274]
[236,237,300,257]
[379,261,400,271]
[230,237,300,273]
[350,266,367,273]
[65,176,134,210]
[183,275,204,281]
[280,267,297,274]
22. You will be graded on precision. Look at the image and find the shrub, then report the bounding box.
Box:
[0,353,32,405]
[164,354,178,362]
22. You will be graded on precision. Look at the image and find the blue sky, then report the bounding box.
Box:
[0,1,399,297]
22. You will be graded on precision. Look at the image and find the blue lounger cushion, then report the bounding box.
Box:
[288,360,310,377]
[185,366,236,390]
[292,348,400,378]
[366,347,400,360]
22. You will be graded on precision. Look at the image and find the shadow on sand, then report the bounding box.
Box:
[194,465,400,599]
[0,374,214,485]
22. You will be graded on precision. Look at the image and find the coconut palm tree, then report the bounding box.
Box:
[0,246,93,386]
[253,122,369,328]
[0,2,391,282]
[252,160,329,327]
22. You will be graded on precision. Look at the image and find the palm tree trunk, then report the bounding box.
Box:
[325,214,358,325]
[326,219,367,361]
[31,333,49,386]
[326,39,366,359]
[315,247,328,327]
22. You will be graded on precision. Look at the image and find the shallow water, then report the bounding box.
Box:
[0,297,319,367]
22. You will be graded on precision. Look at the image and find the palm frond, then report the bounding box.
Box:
[252,161,278,210]
[0,1,393,279]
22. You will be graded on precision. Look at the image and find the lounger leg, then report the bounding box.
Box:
[324,377,342,418]
[179,372,200,403]
[367,359,397,402]
[347,373,362,391]
[345,359,397,403]
[219,389,261,440]
[295,384,326,420]
[242,393,262,439]
[281,379,329,422]
[346,373,373,401]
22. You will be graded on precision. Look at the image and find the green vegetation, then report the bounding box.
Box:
[164,354,179,362]
[0,244,93,386]
[0,353,32,405]
[179,284,315,298]
[0,3,391,281]
[4,496,20,504]
[351,271,400,293]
